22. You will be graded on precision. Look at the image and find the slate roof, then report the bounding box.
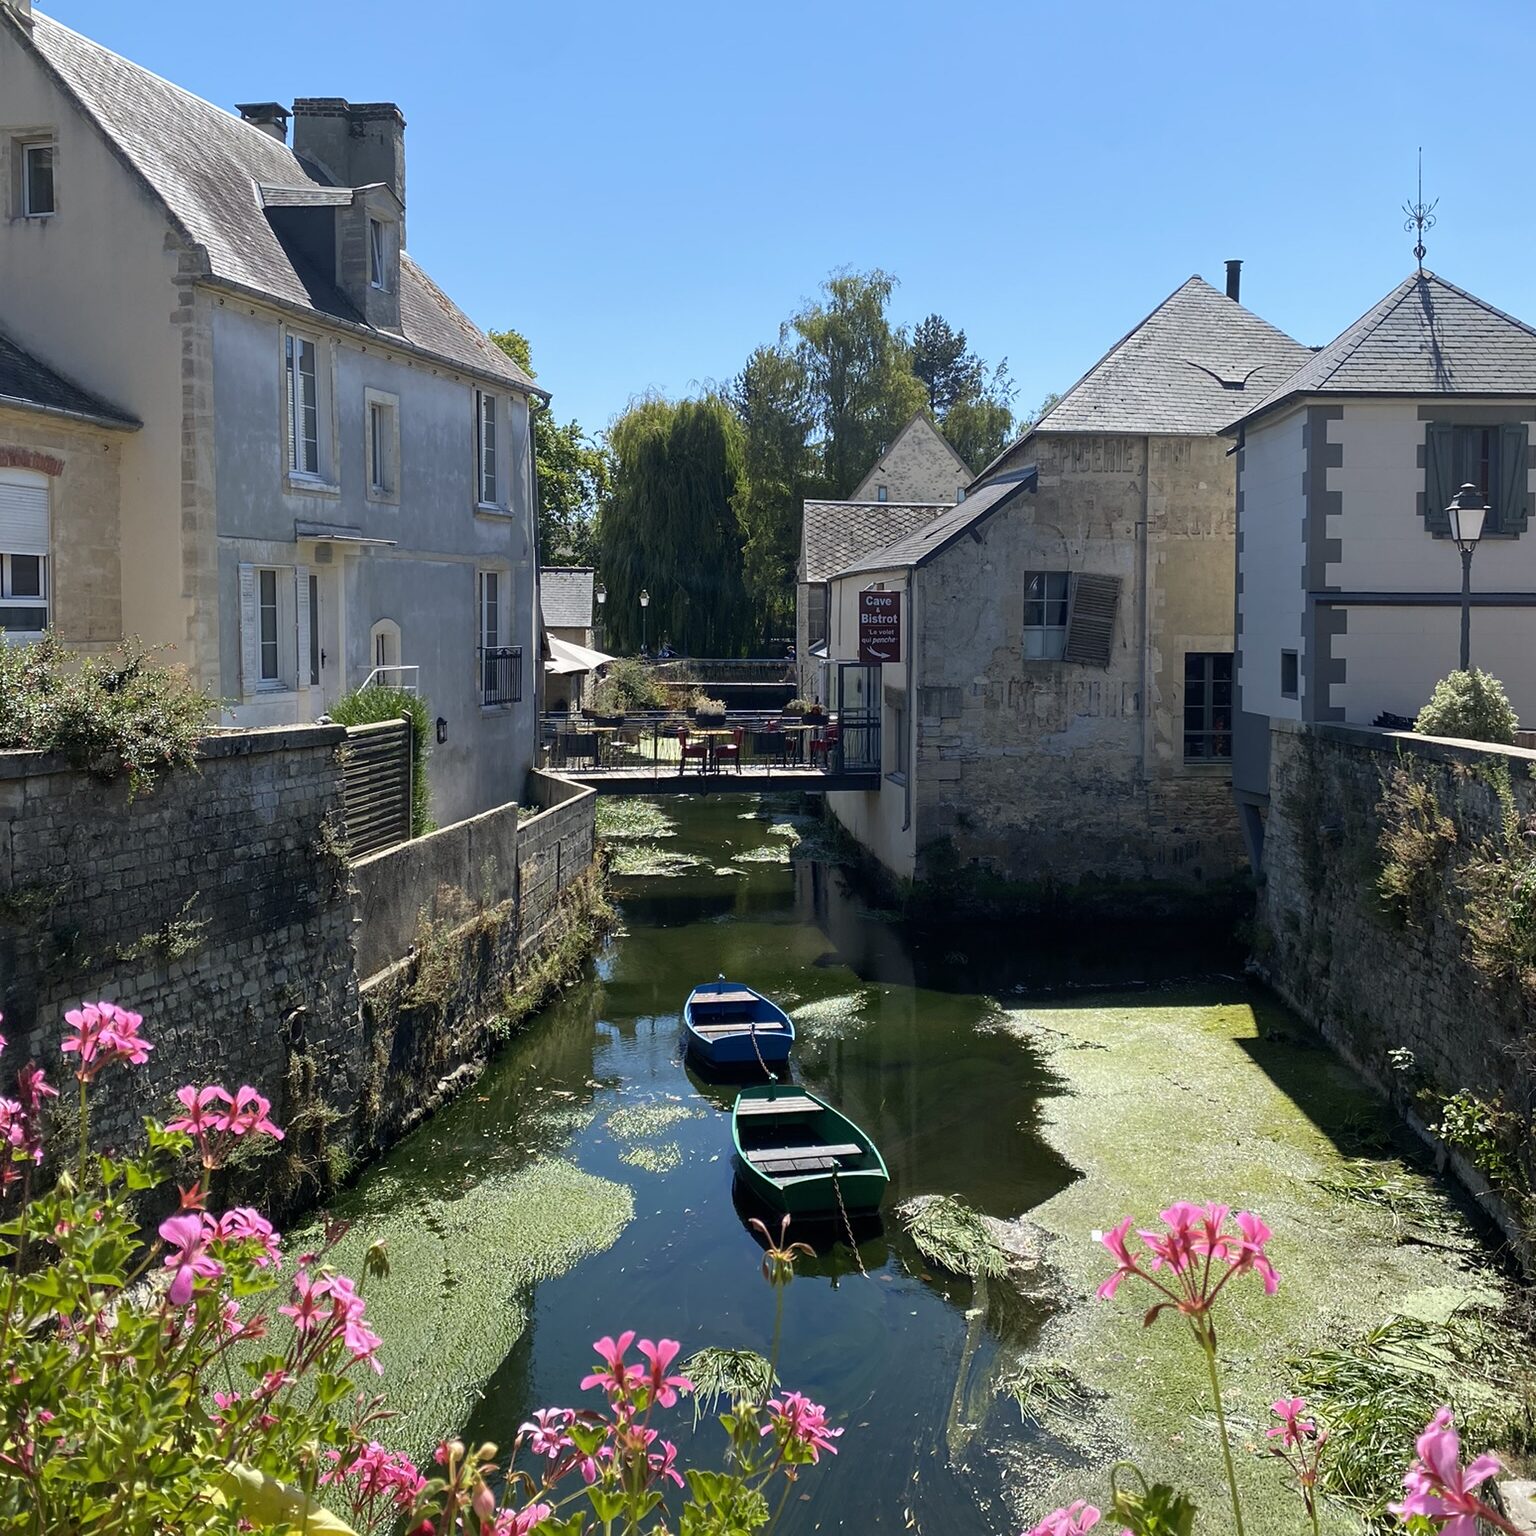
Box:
[18,11,538,396]
[0,329,138,428]
[1231,270,1536,428]
[540,567,595,630]
[834,468,1037,578]
[973,277,1310,480]
[801,500,949,585]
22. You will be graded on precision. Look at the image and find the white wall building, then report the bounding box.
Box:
[1231,269,1536,866]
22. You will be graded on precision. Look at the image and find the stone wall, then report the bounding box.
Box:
[1256,719,1536,1246]
[0,724,359,1151]
[0,732,597,1175]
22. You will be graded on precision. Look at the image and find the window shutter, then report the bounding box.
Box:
[294,563,311,689]
[0,477,49,555]
[238,564,260,694]
[1499,423,1530,536]
[1062,573,1120,667]
[1423,422,1454,535]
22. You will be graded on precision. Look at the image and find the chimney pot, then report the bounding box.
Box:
[1225,259,1243,303]
[1,0,34,26]
[236,102,290,143]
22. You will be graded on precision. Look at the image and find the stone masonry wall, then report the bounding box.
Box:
[0,725,360,1151]
[1256,720,1536,1244]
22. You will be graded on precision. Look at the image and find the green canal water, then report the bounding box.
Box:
[309,794,1513,1534]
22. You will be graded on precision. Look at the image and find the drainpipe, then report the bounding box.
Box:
[1136,436,1152,783]
[902,574,914,834]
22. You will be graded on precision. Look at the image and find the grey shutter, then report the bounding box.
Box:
[1499,423,1530,535]
[238,563,260,694]
[1423,422,1454,535]
[0,476,50,554]
[294,563,311,689]
[1062,573,1121,667]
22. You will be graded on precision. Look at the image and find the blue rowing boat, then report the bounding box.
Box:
[682,979,794,1070]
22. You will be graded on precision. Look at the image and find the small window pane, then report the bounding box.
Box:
[23,143,54,216]
[369,220,386,288]
[258,568,279,680]
[1183,651,1234,760]
[9,554,42,597]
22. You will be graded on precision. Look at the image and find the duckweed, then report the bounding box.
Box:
[619,1141,682,1174]
[605,1101,701,1140]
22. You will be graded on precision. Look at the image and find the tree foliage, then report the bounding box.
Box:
[599,394,751,656]
[909,311,1016,475]
[1414,668,1520,744]
[490,329,610,566]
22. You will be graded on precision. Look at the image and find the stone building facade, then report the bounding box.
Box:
[848,411,972,504]
[821,273,1312,899]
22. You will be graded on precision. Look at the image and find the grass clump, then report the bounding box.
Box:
[1376,763,1458,926]
[331,683,433,837]
[0,634,212,795]
[680,1347,777,1420]
[996,1361,1102,1426]
[608,844,706,877]
[596,798,676,842]
[1317,1158,1474,1249]
[901,1195,1008,1279]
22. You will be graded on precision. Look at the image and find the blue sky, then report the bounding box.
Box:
[44,1,1536,442]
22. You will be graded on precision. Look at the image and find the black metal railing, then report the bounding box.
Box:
[480,645,522,707]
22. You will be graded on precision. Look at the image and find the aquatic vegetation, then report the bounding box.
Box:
[679,1347,779,1420]
[996,1361,1102,1426]
[763,819,805,843]
[607,843,707,877]
[619,1140,681,1174]
[1318,1157,1474,1248]
[789,989,873,1035]
[596,798,677,842]
[733,841,791,865]
[604,1100,700,1140]
[900,1194,1009,1280]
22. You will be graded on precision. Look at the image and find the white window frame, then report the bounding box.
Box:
[238,562,301,695]
[477,568,520,708]
[475,390,499,506]
[20,138,54,218]
[876,485,888,503]
[365,389,400,502]
[369,618,402,679]
[282,328,337,490]
[1023,570,1070,660]
[886,695,908,783]
[0,468,50,640]
[368,218,388,291]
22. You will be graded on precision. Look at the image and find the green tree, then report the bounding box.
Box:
[730,344,816,642]
[910,313,983,418]
[599,393,752,656]
[789,269,926,496]
[489,329,610,565]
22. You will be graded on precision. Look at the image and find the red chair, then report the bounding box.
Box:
[809,724,840,769]
[677,727,708,777]
[715,726,743,773]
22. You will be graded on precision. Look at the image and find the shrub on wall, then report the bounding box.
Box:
[590,656,677,715]
[331,684,433,837]
[0,634,213,794]
[1414,669,1519,745]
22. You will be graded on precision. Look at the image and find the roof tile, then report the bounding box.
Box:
[801,501,949,584]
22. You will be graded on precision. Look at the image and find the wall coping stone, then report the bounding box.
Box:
[0,723,346,783]
[1275,716,1536,771]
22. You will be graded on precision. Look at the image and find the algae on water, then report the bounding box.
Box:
[608,844,707,877]
[620,1140,682,1174]
[605,1101,701,1140]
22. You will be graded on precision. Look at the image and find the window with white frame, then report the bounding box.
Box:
[477,569,520,706]
[475,391,498,504]
[1022,570,1070,659]
[369,618,401,678]
[20,139,54,217]
[0,469,49,638]
[367,392,399,499]
[369,218,388,290]
[258,568,281,682]
[238,562,300,693]
[285,333,321,477]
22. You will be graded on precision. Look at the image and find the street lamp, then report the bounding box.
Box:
[593,582,606,647]
[1447,483,1488,671]
[638,588,651,656]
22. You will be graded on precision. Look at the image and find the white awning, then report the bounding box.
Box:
[544,634,614,675]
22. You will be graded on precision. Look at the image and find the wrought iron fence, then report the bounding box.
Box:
[479,646,523,707]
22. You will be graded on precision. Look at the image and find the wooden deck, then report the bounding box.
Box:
[567,765,879,795]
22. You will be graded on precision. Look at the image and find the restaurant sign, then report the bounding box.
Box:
[858,588,902,665]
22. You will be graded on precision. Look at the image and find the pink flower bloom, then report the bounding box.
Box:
[159,1211,222,1305]
[1228,1210,1279,1295]
[519,1407,575,1460]
[582,1331,643,1397]
[168,1084,234,1139]
[278,1270,329,1333]
[637,1337,693,1407]
[213,1207,283,1269]
[1139,1201,1203,1275]
[1092,1217,1138,1300]
[1023,1501,1109,1536]
[322,1441,425,1511]
[1267,1397,1322,1449]
[648,1438,684,1489]
[1390,1406,1504,1535]
[227,1084,284,1140]
[762,1391,842,1462]
[489,1505,552,1535]
[61,1002,152,1079]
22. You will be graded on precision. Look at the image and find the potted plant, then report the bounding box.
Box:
[782,697,809,718]
[690,691,728,724]
[803,699,827,723]
[589,678,625,727]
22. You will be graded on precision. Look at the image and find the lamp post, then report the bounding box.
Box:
[594,582,606,647]
[639,588,651,657]
[1446,483,1488,672]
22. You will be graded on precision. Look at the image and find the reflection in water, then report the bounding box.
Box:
[353,794,1246,1532]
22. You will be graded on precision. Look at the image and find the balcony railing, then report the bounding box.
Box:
[480,645,523,708]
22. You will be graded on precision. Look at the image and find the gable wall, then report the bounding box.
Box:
[850,418,965,503]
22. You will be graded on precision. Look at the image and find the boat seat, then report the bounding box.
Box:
[692,1022,781,1037]
[694,989,757,1007]
[745,1142,862,1165]
[736,1096,819,1115]
[753,1155,841,1175]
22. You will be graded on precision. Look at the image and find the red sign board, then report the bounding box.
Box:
[858,589,902,665]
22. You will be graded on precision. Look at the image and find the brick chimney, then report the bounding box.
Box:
[292,98,406,238]
[236,102,290,143]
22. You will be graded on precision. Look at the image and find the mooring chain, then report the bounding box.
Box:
[748,1022,777,1082]
[831,1171,869,1279]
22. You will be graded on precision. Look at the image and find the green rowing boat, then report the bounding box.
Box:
[730,1084,889,1216]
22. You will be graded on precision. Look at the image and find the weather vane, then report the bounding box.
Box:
[1402,147,1437,272]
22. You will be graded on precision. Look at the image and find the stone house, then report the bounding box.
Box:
[0,1,545,824]
[1230,268,1536,867]
[540,565,606,711]
[820,270,1312,894]
[797,413,969,700]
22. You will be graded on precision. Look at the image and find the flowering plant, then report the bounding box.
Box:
[0,1002,842,1535]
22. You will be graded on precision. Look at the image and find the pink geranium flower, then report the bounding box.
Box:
[1390,1406,1506,1535]
[227,1085,284,1139]
[1267,1397,1322,1450]
[637,1337,693,1407]
[582,1331,643,1397]
[210,1207,283,1269]
[519,1407,575,1460]
[158,1211,222,1305]
[1022,1501,1119,1536]
[489,1505,552,1535]
[61,1002,152,1080]
[762,1391,842,1462]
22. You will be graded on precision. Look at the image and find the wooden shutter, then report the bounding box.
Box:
[1062,573,1121,667]
[238,563,260,694]
[1499,423,1530,535]
[0,476,49,555]
[1423,422,1454,535]
[294,563,311,690]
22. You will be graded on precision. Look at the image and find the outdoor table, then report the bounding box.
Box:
[589,725,620,768]
[779,724,817,766]
[691,727,735,771]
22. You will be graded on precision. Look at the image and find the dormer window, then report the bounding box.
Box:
[369,218,388,291]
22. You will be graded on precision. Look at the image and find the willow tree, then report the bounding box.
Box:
[598,394,752,657]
